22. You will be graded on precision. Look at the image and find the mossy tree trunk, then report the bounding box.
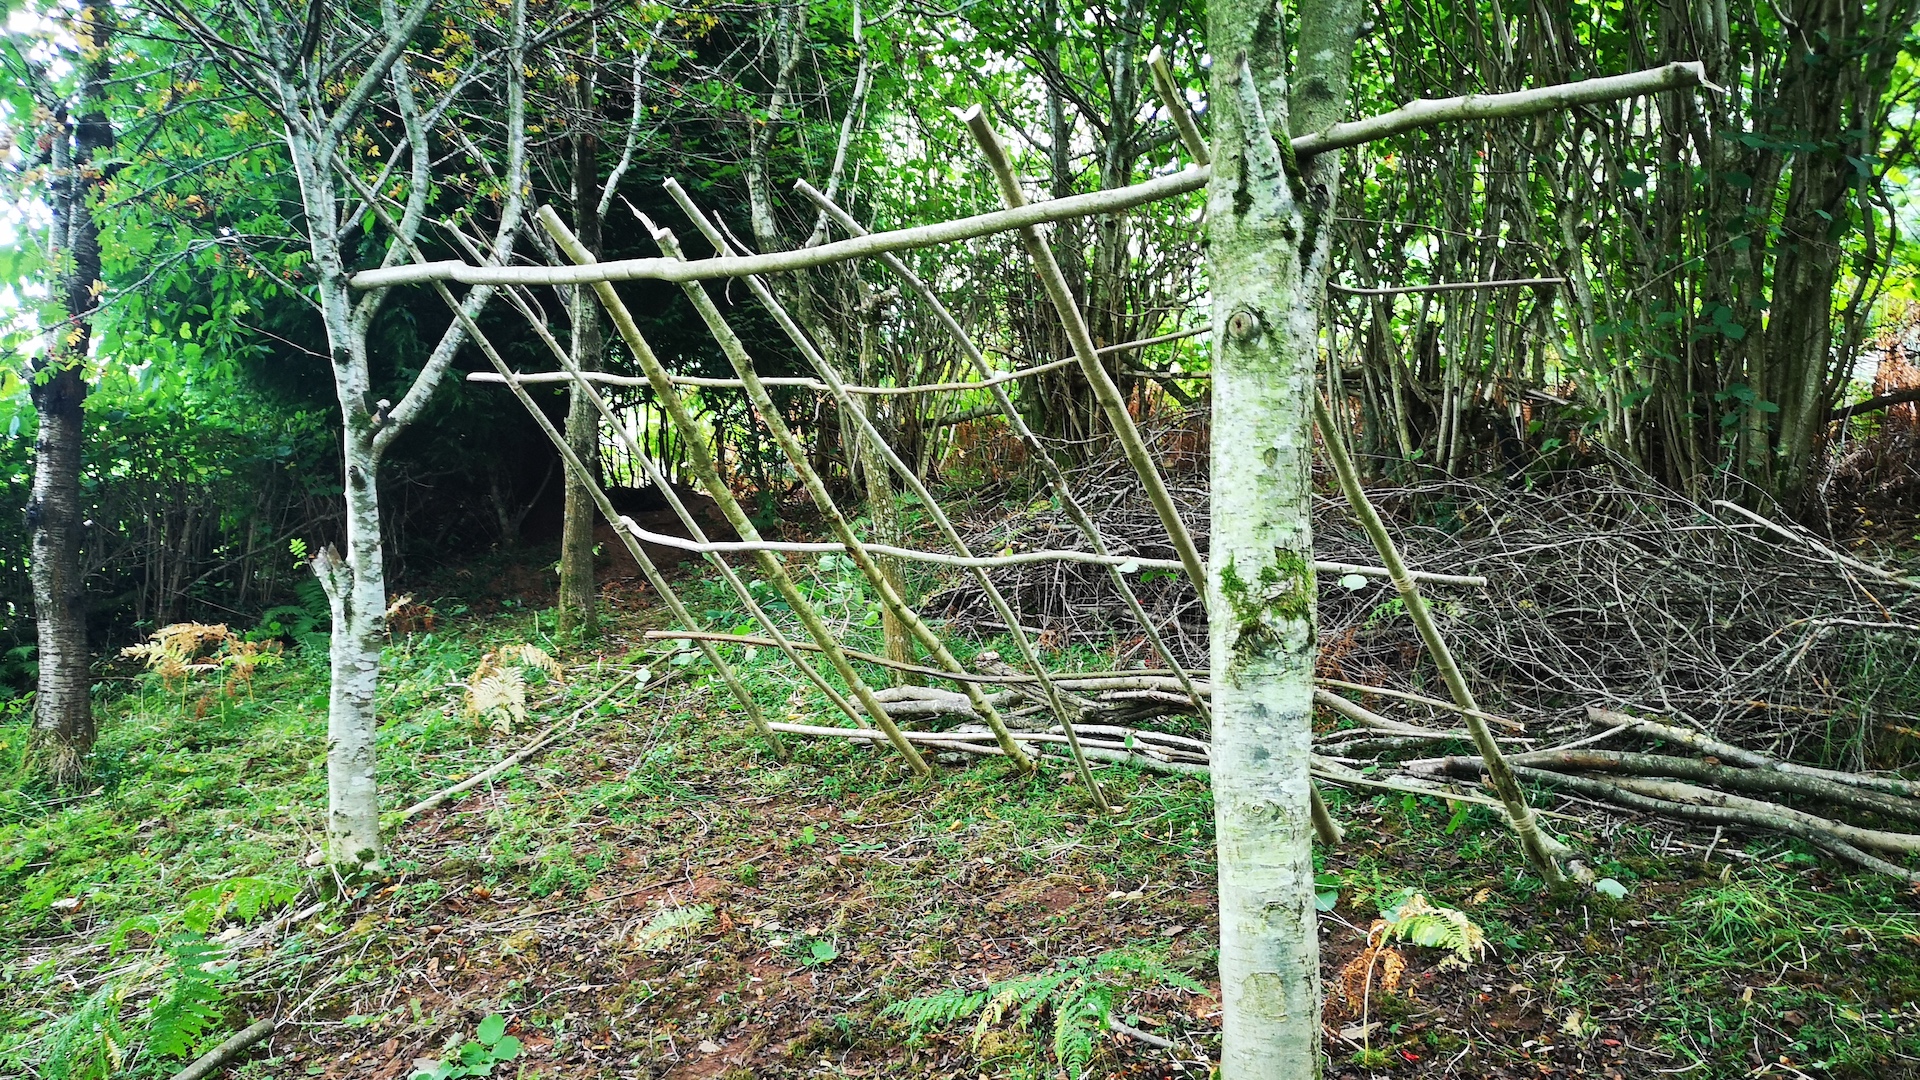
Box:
[1205,0,1359,1072]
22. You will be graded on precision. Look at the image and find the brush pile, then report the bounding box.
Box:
[915,409,1920,879]
[934,409,1920,759]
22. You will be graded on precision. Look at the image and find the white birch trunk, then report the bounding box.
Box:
[1206,0,1358,1072]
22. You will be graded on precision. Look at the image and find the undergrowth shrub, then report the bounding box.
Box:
[886,947,1206,1077]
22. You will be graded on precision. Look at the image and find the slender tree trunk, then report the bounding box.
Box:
[557,122,603,636]
[29,0,113,786]
[313,426,387,872]
[855,313,916,683]
[1206,0,1358,1072]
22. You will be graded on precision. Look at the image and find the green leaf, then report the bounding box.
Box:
[1594,878,1629,900]
[491,1035,522,1060]
[476,1014,506,1044]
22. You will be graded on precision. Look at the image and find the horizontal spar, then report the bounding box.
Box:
[463,327,1204,395]
[617,515,1487,585]
[352,166,1210,289]
[352,62,1699,293]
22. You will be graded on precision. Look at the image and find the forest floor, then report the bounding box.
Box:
[5,550,1920,1080]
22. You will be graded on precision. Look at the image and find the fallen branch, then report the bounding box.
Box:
[168,1018,277,1080]
[1328,276,1565,296]
[1416,757,1920,882]
[1319,678,1527,732]
[1829,386,1920,422]
[764,721,1209,775]
[1711,499,1920,589]
[391,666,652,826]
[1588,708,1920,798]
[1488,748,1920,826]
[616,519,1486,586]
[1315,688,1472,739]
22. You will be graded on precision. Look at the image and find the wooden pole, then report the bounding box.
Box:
[539,206,932,777]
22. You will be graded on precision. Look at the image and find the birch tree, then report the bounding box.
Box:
[10,0,114,786]
[1203,0,1712,1067]
[159,0,531,873]
[1204,0,1361,1069]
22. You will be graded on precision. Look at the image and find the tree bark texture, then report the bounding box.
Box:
[29,0,114,785]
[1206,0,1359,1072]
[557,119,604,636]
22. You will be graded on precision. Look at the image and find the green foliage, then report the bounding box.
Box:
[631,904,715,953]
[28,934,232,1080]
[1375,890,1489,966]
[180,876,296,933]
[885,948,1207,1077]
[144,935,235,1059]
[409,1014,522,1080]
[37,980,131,1080]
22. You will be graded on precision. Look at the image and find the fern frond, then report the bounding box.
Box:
[182,876,296,933]
[885,946,1205,1075]
[970,989,1018,1048]
[1378,893,1487,966]
[629,904,713,953]
[40,980,130,1080]
[1052,1000,1100,1080]
[145,936,233,1060]
[1093,949,1206,994]
[465,667,526,732]
[505,644,564,682]
[883,988,988,1031]
[995,968,1083,1025]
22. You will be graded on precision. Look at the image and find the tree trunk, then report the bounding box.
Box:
[29,0,113,786]
[1206,0,1358,1071]
[558,122,604,636]
[314,426,388,873]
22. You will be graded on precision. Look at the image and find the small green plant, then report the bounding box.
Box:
[885,948,1206,1078]
[34,934,235,1080]
[1375,890,1488,967]
[409,1014,522,1079]
[629,904,713,953]
[181,875,296,932]
[145,935,235,1059]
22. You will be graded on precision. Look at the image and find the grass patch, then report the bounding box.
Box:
[2,555,1918,1078]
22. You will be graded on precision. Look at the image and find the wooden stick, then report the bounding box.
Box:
[1493,748,1920,826]
[1291,61,1707,156]
[478,269,863,728]
[1589,708,1920,797]
[338,169,787,759]
[391,667,650,826]
[1315,688,1468,738]
[795,178,1210,721]
[1422,758,1920,882]
[1711,499,1920,589]
[463,329,1203,395]
[1830,386,1920,422]
[168,1019,276,1080]
[1313,392,1568,885]
[644,219,1036,773]
[540,207,931,776]
[612,516,1487,585]
[1318,677,1524,731]
[766,721,1209,775]
[662,182,1104,806]
[1146,45,1210,166]
[1329,276,1565,296]
[965,104,1210,604]
[352,65,1701,291]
